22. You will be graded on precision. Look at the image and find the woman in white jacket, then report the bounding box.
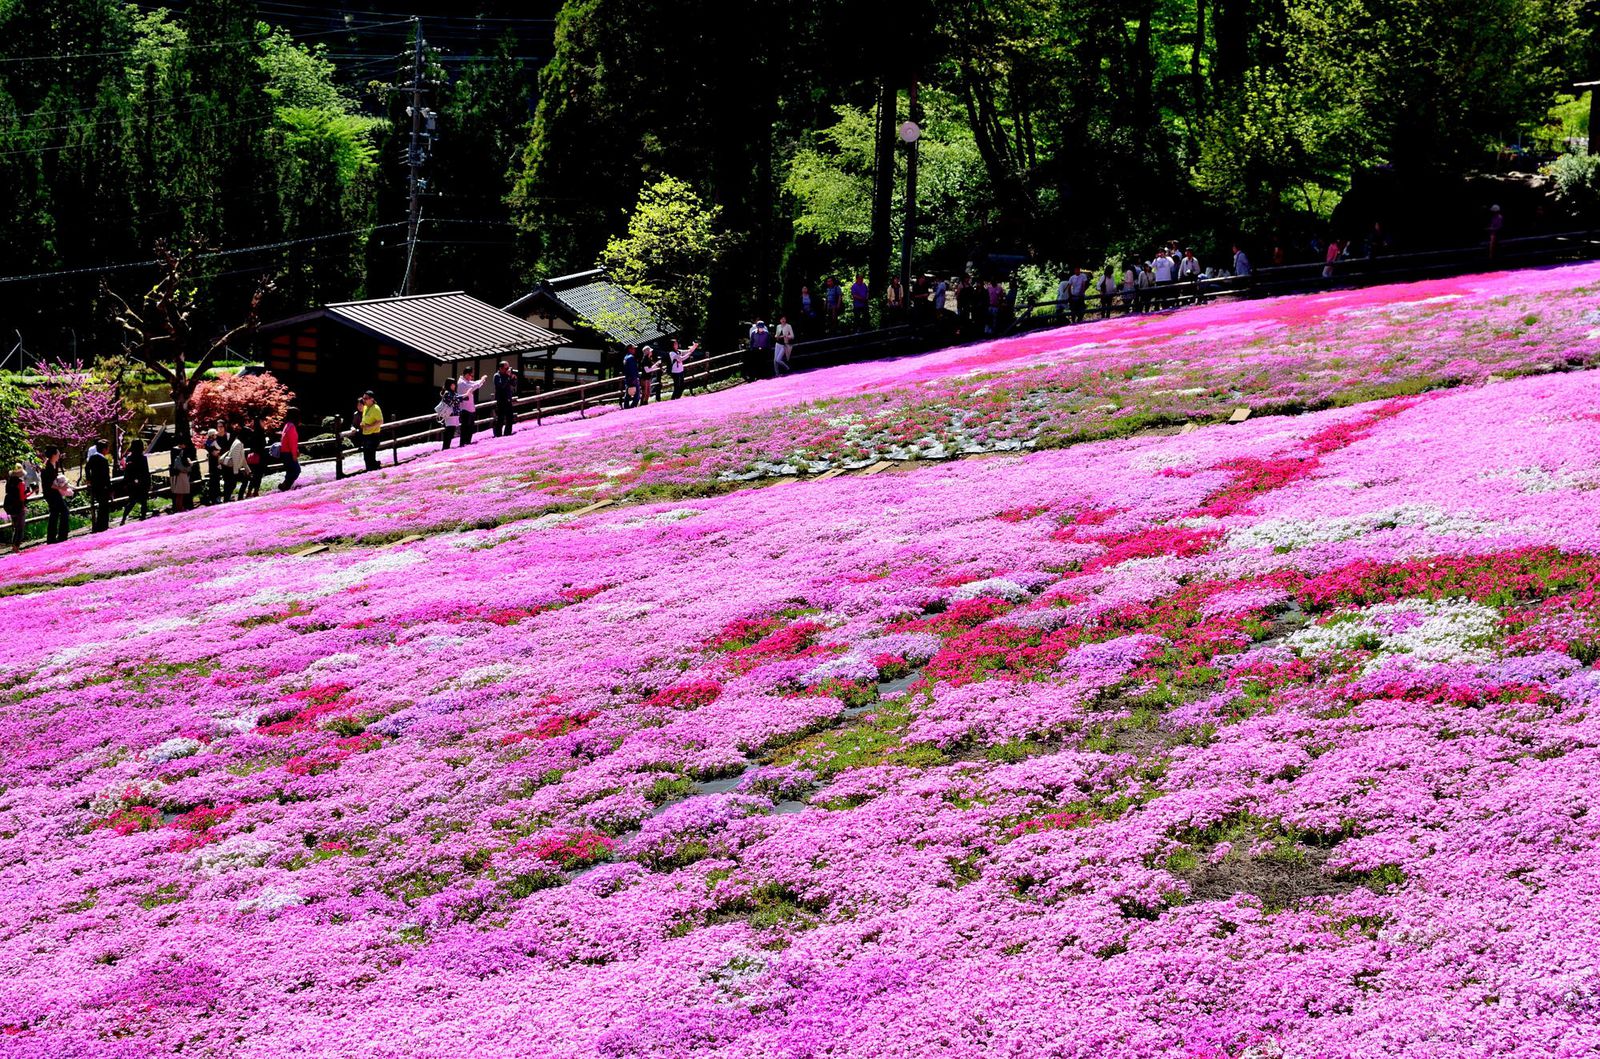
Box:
[456,369,485,446]
[225,432,250,501]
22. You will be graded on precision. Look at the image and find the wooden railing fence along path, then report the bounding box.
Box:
[12,349,745,536]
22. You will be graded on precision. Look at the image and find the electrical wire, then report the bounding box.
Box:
[0,224,408,286]
[0,17,416,65]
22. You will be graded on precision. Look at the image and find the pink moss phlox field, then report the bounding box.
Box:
[1,271,1600,1056]
[3,263,1598,591]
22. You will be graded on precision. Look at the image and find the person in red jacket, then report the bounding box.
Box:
[4,464,29,552]
[278,407,302,491]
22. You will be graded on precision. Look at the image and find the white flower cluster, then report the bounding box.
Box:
[145,737,203,764]
[236,888,305,914]
[197,836,277,876]
[1288,598,1501,669]
[1228,503,1498,552]
[949,577,1032,604]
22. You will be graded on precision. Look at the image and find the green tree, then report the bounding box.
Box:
[600,175,723,334]
[0,380,34,472]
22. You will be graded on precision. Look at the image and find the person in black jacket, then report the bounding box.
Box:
[39,448,70,543]
[493,361,517,436]
[120,439,151,525]
[85,440,112,533]
[4,465,27,552]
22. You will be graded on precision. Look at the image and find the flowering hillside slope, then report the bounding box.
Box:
[2,263,1597,592]
[3,272,1600,1058]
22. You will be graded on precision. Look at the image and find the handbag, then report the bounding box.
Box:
[434,400,450,421]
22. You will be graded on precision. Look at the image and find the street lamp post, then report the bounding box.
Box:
[899,79,921,293]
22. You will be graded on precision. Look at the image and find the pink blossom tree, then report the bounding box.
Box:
[15,359,128,459]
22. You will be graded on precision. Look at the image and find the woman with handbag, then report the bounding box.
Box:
[225,430,250,501]
[39,447,71,543]
[120,439,152,525]
[437,380,463,449]
[169,443,194,513]
[243,416,268,498]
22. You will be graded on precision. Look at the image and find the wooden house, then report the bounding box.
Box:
[504,270,677,386]
[257,292,567,417]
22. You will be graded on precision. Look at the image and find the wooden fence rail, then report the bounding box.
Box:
[10,349,745,537]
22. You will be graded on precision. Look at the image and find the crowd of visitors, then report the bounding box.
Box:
[619,340,704,408]
[6,407,313,551]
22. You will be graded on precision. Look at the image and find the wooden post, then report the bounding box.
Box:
[335,436,345,480]
[579,384,588,419]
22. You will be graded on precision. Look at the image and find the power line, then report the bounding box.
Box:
[0,116,265,159]
[0,224,407,286]
[0,16,415,65]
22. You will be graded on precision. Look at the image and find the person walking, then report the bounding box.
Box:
[640,346,662,404]
[885,275,904,321]
[1054,272,1072,321]
[933,275,950,319]
[4,465,28,552]
[668,339,699,399]
[1096,266,1117,319]
[1152,248,1176,307]
[1232,244,1251,277]
[119,439,151,525]
[358,391,384,470]
[823,276,842,332]
[40,448,70,543]
[1136,263,1155,313]
[456,369,484,445]
[798,285,819,335]
[621,346,641,408]
[1322,238,1341,279]
[222,424,245,500]
[278,408,302,491]
[1487,204,1504,259]
[774,317,794,377]
[1066,267,1089,323]
[492,361,517,437]
[849,274,870,329]
[203,427,223,505]
[169,442,195,512]
[437,380,463,449]
[748,321,774,375]
[85,440,112,533]
[243,416,268,498]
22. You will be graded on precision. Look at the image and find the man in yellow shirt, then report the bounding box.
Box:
[358,390,383,471]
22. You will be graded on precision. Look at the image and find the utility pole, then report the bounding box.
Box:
[401,18,427,296]
[899,78,920,292]
[868,77,897,297]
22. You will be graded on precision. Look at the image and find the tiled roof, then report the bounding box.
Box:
[318,292,566,363]
[507,270,674,346]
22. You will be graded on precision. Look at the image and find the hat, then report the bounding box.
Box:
[1490,204,1501,212]
[363,389,375,397]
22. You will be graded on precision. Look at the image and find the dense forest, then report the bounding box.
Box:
[2,0,1597,354]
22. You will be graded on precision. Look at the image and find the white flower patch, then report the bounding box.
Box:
[618,508,701,529]
[146,737,203,764]
[305,652,363,675]
[237,888,305,914]
[196,836,277,876]
[1228,504,1499,552]
[593,601,655,623]
[1131,450,1200,471]
[1287,599,1501,669]
[450,662,529,689]
[950,577,1031,603]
